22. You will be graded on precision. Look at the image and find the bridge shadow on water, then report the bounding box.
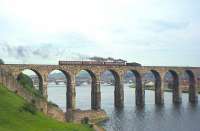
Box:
[100,101,200,131]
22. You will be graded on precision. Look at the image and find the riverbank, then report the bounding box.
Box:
[129,85,200,94]
[0,84,94,131]
[65,109,108,131]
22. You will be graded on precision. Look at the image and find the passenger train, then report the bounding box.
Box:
[59,61,141,66]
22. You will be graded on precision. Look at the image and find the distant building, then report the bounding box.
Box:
[145,81,154,87]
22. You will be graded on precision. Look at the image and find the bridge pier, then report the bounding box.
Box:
[135,77,144,106]
[114,79,124,108]
[67,82,76,110]
[173,89,182,104]
[42,83,48,99]
[189,80,198,104]
[173,81,182,104]
[91,80,101,110]
[155,78,164,105]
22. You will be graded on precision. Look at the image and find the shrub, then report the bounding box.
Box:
[81,117,89,124]
[17,73,44,99]
[21,103,37,115]
[48,101,59,108]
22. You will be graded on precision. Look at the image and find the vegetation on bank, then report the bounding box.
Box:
[0,84,94,131]
[17,73,44,98]
[17,73,60,107]
[0,71,93,130]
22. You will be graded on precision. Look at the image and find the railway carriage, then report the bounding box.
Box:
[59,60,139,66]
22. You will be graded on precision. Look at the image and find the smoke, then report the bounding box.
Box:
[16,46,29,58]
[0,42,91,64]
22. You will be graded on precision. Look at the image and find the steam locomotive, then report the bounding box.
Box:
[59,61,141,66]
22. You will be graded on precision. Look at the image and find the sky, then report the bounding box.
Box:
[0,0,200,66]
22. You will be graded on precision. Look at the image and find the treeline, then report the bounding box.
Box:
[0,58,4,64]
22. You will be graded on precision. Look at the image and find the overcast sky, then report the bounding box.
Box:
[0,0,200,66]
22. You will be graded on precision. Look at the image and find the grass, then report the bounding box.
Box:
[0,84,94,131]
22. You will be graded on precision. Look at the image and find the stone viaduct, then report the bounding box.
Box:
[0,64,199,111]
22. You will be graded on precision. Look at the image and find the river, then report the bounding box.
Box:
[48,84,200,131]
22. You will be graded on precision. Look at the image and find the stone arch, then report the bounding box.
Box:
[76,69,97,110]
[76,69,97,83]
[185,70,198,103]
[124,70,143,106]
[100,69,121,82]
[16,68,43,94]
[166,70,181,103]
[50,69,72,86]
[100,69,121,88]
[47,69,72,111]
[84,69,97,84]
[142,70,162,105]
[151,70,162,104]
[100,69,123,108]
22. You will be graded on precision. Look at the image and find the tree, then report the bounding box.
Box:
[17,73,34,88]
[0,59,4,64]
[17,73,43,98]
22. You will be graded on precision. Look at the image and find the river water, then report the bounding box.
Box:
[48,84,200,131]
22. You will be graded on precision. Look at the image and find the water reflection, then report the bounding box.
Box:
[48,85,200,131]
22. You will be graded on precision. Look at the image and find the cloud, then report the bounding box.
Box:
[150,20,190,32]
[0,0,200,66]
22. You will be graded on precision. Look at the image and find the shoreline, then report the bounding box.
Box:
[129,86,200,94]
[66,109,109,131]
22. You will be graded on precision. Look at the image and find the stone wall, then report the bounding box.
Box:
[47,104,66,122]
[66,109,108,123]
[0,68,66,122]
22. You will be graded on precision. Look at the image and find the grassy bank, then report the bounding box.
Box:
[0,84,93,131]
